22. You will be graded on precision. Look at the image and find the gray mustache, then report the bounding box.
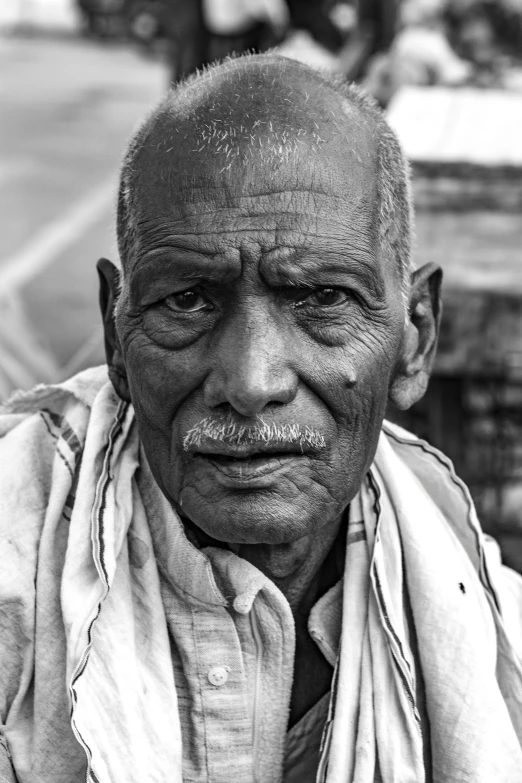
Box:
[182,416,326,451]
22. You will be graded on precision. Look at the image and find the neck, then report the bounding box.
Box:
[182,512,347,615]
[231,514,345,614]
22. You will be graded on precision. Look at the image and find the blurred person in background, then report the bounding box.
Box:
[164,0,398,87]
[444,0,522,88]
[363,0,471,104]
[163,0,288,84]
[203,0,288,62]
[285,0,347,53]
[277,1,379,80]
[162,0,208,82]
[363,0,522,104]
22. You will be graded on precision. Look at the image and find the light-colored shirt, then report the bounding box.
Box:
[140,455,341,782]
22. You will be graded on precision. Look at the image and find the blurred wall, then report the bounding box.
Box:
[0,0,78,32]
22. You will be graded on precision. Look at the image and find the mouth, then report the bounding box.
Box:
[195,449,306,480]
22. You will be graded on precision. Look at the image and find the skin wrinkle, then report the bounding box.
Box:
[262,246,383,294]
[129,196,382,311]
[100,53,442,725]
[119,60,413,304]
[134,214,313,244]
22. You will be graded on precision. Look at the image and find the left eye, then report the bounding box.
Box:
[164,290,211,312]
[296,288,350,308]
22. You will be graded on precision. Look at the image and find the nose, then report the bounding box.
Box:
[203,306,298,417]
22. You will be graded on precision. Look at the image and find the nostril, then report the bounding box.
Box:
[211,402,235,416]
[203,364,298,415]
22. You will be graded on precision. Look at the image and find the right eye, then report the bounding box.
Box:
[164,290,212,312]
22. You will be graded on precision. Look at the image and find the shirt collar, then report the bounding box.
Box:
[139,446,343,663]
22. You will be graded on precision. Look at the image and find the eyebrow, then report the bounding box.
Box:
[128,229,385,305]
[129,247,240,306]
[261,246,385,301]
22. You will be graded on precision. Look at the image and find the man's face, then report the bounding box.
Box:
[115,123,406,545]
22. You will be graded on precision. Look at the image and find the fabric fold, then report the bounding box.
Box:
[3,373,522,783]
[63,382,182,783]
[321,425,522,783]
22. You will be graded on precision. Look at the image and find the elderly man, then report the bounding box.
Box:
[1,54,522,783]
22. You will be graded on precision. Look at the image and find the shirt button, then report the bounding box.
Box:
[208,666,229,687]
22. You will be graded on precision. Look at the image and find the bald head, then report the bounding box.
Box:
[117,54,413,295]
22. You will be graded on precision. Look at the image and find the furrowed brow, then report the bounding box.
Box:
[261,249,385,300]
[129,250,239,306]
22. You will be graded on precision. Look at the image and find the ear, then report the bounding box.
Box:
[97,257,131,402]
[388,262,442,410]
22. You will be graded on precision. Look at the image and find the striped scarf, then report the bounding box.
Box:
[318,424,522,782]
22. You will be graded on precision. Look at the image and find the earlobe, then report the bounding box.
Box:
[96,257,131,402]
[389,262,442,411]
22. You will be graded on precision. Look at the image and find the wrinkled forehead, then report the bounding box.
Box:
[130,66,378,226]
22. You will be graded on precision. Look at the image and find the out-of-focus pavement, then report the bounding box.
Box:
[0,33,166,397]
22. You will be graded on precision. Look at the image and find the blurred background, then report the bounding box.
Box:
[1,0,522,568]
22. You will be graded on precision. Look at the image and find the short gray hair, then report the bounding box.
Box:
[331,78,415,304]
[117,55,414,302]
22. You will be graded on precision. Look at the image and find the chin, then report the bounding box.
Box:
[181,492,319,546]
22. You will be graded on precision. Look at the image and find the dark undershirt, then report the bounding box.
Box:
[289,517,347,726]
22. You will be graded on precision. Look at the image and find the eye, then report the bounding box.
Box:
[164,290,212,312]
[295,288,350,308]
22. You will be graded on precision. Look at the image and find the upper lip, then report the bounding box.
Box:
[193,443,308,459]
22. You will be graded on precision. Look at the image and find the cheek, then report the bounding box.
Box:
[120,328,209,491]
[308,325,397,414]
[306,328,399,464]
[122,328,203,426]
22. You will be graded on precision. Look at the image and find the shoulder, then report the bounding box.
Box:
[0,366,108,544]
[382,419,475,506]
[381,419,471,512]
[483,536,522,655]
[382,420,522,654]
[0,405,61,592]
[0,368,108,717]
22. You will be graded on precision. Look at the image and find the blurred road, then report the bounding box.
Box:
[0,33,166,397]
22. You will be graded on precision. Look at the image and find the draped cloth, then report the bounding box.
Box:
[1,367,522,783]
[320,432,522,783]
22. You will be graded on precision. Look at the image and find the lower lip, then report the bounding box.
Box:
[196,453,305,483]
